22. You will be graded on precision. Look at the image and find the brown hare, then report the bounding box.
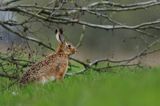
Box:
[19,28,76,85]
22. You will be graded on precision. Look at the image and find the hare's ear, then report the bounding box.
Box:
[55,28,65,44]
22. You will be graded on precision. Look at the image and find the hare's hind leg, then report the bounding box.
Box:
[39,75,56,84]
[55,71,65,80]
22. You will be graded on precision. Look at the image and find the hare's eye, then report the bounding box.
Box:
[68,45,71,48]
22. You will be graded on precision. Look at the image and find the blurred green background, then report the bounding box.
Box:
[0,0,160,66]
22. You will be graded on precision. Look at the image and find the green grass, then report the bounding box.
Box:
[0,68,160,106]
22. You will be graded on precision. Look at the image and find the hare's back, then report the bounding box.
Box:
[19,55,56,84]
[20,55,68,84]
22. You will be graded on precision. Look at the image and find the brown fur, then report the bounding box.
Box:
[19,34,76,85]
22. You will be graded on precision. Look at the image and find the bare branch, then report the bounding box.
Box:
[3,0,21,6]
[0,72,18,79]
[76,25,86,48]
[0,21,54,51]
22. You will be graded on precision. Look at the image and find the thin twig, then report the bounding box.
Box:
[0,72,18,79]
